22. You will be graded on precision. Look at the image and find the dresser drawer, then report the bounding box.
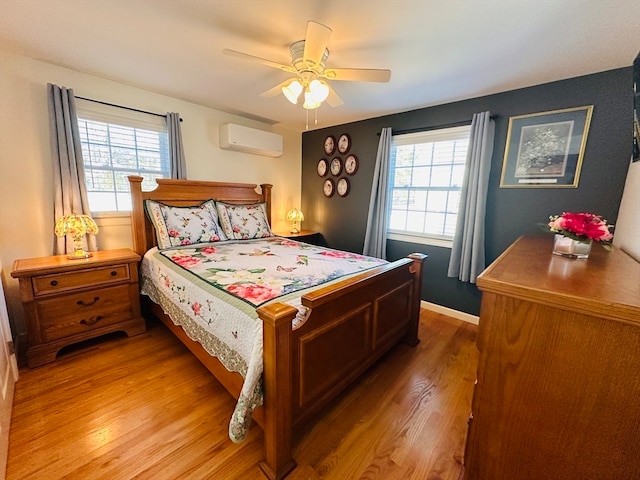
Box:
[33,264,130,295]
[35,284,134,341]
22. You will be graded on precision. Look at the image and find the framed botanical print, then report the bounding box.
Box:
[500,106,593,188]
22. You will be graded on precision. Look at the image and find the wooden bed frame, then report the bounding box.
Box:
[128,176,426,479]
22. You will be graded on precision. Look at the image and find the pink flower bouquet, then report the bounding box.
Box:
[547,212,614,248]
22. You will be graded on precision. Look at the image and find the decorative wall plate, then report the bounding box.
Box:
[338,133,351,154]
[337,177,350,197]
[330,157,342,176]
[323,178,335,197]
[324,135,336,155]
[344,154,359,175]
[317,158,328,177]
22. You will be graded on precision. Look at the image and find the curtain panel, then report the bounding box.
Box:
[47,84,96,255]
[363,127,393,259]
[447,111,495,283]
[167,112,187,179]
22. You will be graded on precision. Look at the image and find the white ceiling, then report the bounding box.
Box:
[1,0,639,132]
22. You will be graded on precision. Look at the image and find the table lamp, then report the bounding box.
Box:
[285,208,304,234]
[54,213,99,259]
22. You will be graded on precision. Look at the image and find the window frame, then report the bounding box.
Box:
[75,99,170,215]
[387,125,471,248]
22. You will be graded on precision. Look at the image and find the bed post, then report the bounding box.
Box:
[128,175,146,256]
[257,302,298,480]
[260,183,273,225]
[405,253,427,346]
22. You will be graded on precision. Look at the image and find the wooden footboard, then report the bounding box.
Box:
[127,176,426,480]
[257,254,426,480]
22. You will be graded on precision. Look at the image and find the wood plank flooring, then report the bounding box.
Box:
[6,309,477,480]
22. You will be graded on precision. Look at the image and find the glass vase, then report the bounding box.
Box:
[552,234,592,259]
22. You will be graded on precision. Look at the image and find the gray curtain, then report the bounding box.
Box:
[447,111,495,283]
[363,127,392,259]
[47,84,97,255]
[167,112,187,179]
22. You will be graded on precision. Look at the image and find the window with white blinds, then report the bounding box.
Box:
[76,99,170,213]
[388,125,471,247]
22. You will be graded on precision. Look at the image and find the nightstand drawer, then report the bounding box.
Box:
[33,264,130,295]
[35,284,133,341]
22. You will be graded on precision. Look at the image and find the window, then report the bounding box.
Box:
[76,99,170,213]
[388,125,471,247]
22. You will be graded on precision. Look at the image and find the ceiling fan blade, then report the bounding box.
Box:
[259,80,290,98]
[323,68,391,83]
[223,48,296,74]
[326,83,344,107]
[303,21,332,66]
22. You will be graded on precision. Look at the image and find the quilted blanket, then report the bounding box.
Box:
[140,237,386,442]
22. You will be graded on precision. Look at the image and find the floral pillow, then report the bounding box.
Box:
[144,199,227,249]
[216,202,273,240]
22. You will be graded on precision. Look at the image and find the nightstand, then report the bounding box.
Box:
[274,230,326,246]
[11,248,146,367]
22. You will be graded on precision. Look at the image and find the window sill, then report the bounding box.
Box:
[387,232,453,249]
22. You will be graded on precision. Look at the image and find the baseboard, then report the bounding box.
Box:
[421,301,479,325]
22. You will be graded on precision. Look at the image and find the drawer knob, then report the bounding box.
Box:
[50,280,58,286]
[110,271,118,276]
[80,315,103,326]
[77,296,100,307]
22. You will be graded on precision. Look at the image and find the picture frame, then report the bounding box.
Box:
[338,133,351,154]
[500,106,593,188]
[324,135,336,155]
[337,177,350,197]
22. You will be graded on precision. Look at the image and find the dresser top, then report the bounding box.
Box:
[11,248,140,278]
[477,235,640,325]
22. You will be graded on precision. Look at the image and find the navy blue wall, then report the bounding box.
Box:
[301,67,633,315]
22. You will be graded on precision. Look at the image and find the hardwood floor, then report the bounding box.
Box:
[7,309,477,480]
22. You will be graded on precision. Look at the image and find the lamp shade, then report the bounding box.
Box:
[54,213,99,259]
[286,208,304,233]
[308,79,329,103]
[282,79,303,104]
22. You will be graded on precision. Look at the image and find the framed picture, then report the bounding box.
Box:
[324,135,336,155]
[338,133,351,154]
[500,106,593,188]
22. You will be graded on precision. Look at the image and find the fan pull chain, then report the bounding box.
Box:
[305,109,309,130]
[315,108,318,125]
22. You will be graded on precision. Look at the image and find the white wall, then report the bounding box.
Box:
[0,53,302,342]
[614,160,640,261]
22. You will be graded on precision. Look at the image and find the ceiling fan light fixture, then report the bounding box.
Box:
[308,79,329,103]
[282,79,303,104]
[303,90,321,110]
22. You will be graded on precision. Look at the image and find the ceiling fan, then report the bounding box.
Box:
[223,21,391,111]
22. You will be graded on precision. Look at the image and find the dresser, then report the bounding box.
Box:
[463,235,640,480]
[11,249,146,367]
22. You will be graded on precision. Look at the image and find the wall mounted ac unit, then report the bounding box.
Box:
[219,123,283,157]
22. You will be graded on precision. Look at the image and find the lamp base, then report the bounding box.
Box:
[67,249,93,260]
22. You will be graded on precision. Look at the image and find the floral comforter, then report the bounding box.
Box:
[139,237,386,442]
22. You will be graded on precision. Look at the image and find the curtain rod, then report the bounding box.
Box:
[74,96,183,122]
[380,115,498,136]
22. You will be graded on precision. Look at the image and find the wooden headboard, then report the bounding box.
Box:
[128,176,273,256]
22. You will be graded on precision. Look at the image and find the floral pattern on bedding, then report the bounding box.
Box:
[159,237,386,308]
[140,238,386,443]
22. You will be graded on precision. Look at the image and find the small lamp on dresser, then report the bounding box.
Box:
[286,208,304,234]
[54,213,99,259]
